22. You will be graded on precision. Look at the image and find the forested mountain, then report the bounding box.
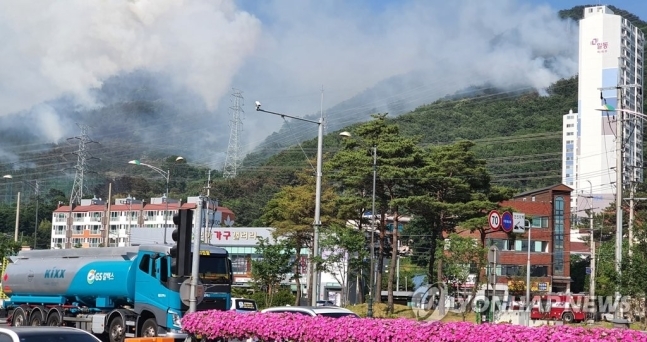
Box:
[0,5,645,231]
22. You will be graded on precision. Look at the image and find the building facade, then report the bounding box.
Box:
[51,196,235,249]
[456,184,573,296]
[562,5,644,216]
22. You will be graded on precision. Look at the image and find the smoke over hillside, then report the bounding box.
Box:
[0,0,579,171]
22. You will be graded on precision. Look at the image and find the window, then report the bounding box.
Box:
[139,254,151,274]
[566,123,574,128]
[231,255,250,274]
[553,196,565,275]
[566,140,573,144]
[160,257,169,282]
[566,132,574,136]
[531,216,549,228]
[530,265,549,277]
[496,265,523,276]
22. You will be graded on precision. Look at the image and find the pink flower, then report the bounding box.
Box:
[181,310,647,342]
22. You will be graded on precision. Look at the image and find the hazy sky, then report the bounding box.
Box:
[0,0,642,167]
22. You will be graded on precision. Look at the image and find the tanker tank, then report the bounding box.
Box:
[3,247,140,308]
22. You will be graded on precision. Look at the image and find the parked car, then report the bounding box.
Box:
[315,300,336,307]
[0,326,102,342]
[230,298,258,313]
[261,306,359,318]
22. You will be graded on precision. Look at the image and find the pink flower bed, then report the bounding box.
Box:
[182,310,647,341]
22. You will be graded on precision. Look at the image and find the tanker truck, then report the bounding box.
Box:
[1,243,233,342]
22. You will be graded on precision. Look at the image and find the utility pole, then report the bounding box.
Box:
[14,192,20,242]
[628,181,635,258]
[189,196,204,313]
[33,181,39,250]
[613,83,623,322]
[586,180,596,321]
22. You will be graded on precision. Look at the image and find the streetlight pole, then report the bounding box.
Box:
[255,101,324,306]
[129,157,184,244]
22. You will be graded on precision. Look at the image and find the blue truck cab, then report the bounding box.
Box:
[2,244,232,342]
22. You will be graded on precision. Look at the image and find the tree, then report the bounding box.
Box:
[328,114,424,314]
[261,171,339,306]
[251,237,294,308]
[319,224,369,306]
[0,234,21,264]
[441,234,485,321]
[399,141,505,315]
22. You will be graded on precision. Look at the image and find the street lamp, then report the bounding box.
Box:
[2,175,20,242]
[340,131,377,318]
[256,101,324,307]
[2,175,11,204]
[129,156,184,244]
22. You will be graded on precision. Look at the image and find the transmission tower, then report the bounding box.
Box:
[223,89,245,178]
[67,124,98,205]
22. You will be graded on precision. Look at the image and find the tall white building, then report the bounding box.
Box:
[562,5,644,216]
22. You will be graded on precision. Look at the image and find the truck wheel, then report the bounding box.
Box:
[562,312,575,323]
[12,308,26,327]
[141,318,158,337]
[29,311,43,326]
[108,316,125,342]
[47,311,61,326]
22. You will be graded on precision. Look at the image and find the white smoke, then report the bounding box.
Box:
[0,0,262,116]
[234,0,579,149]
[0,0,582,159]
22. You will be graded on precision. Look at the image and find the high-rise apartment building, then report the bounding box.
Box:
[562,5,644,216]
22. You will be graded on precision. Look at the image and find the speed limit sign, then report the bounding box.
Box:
[488,210,501,231]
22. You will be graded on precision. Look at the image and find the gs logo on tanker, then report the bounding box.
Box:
[87,269,115,284]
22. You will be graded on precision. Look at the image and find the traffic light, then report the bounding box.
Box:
[171,209,193,276]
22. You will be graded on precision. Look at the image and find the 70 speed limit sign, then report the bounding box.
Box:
[488,210,501,231]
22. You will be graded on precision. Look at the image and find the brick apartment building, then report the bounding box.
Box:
[455,184,573,296]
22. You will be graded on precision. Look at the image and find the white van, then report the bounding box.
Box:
[230,298,258,313]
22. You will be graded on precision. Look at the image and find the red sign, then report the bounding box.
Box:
[213,230,258,241]
[213,230,231,240]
